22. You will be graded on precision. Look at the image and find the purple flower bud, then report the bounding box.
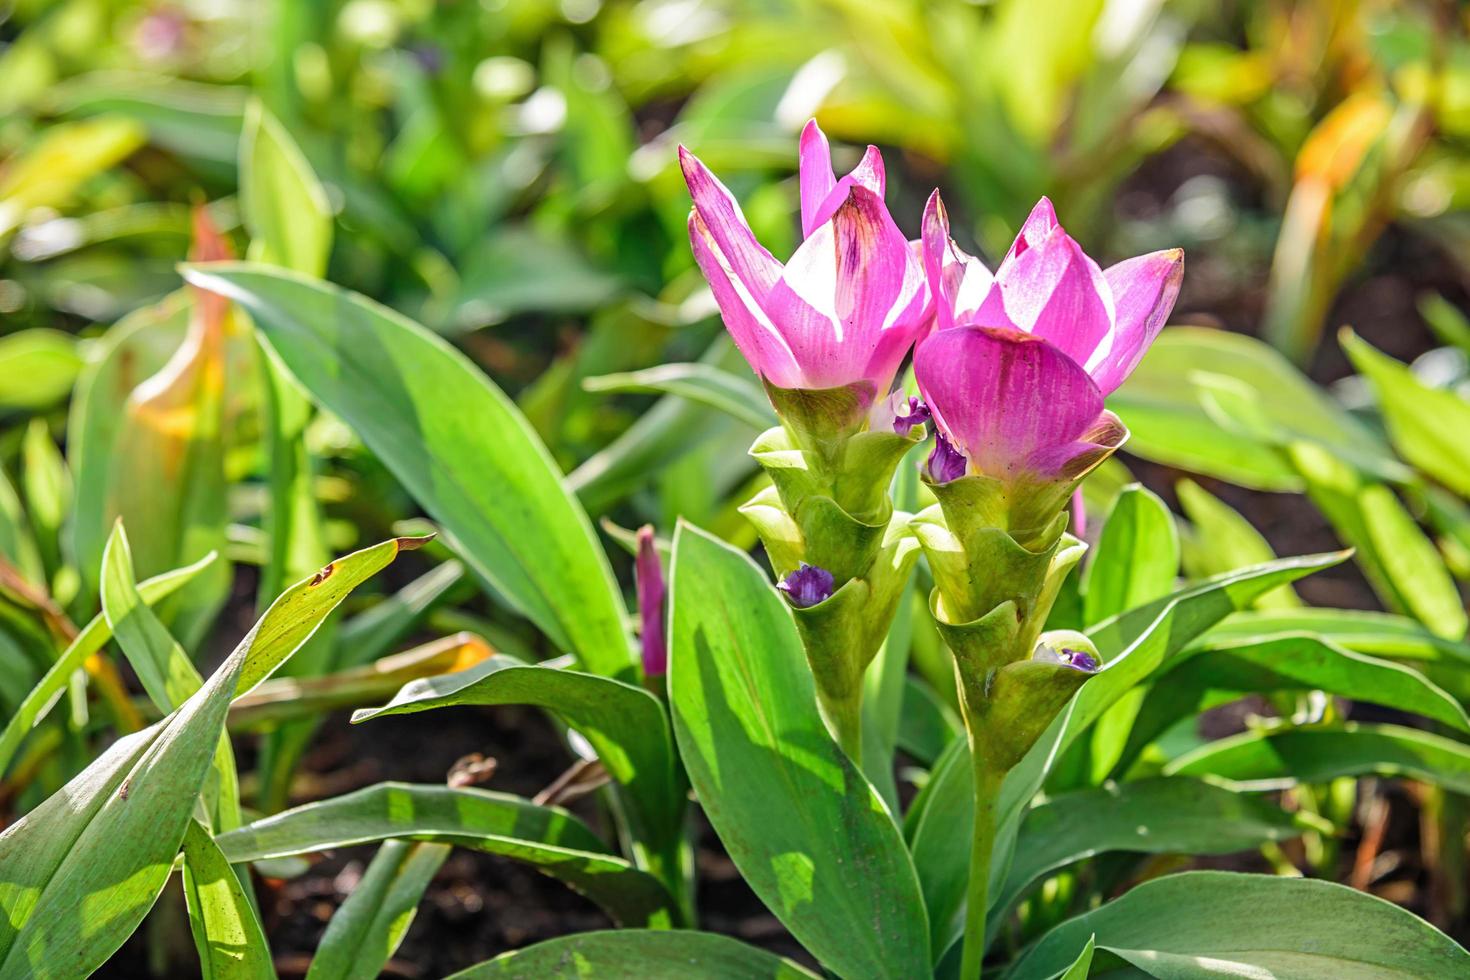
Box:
[892,396,931,436]
[635,526,667,677]
[777,563,835,609]
[924,431,967,483]
[1033,645,1100,673]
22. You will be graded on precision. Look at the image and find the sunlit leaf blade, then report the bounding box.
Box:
[179,262,632,678]
[445,930,821,979]
[228,632,492,732]
[1006,871,1470,978]
[1290,441,1467,639]
[0,537,410,976]
[1343,328,1470,497]
[0,116,145,236]
[1176,478,1299,609]
[669,522,930,978]
[1166,723,1470,794]
[101,521,204,711]
[1112,327,1403,490]
[582,362,775,430]
[240,98,332,278]
[214,782,676,928]
[0,330,83,412]
[1082,484,1178,627]
[0,551,217,778]
[909,552,1345,956]
[353,656,683,874]
[305,840,447,980]
[181,820,276,980]
[993,778,1301,927]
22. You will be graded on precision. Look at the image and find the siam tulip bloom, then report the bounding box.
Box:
[915,194,1183,485]
[777,562,835,608]
[680,120,928,398]
[634,526,667,677]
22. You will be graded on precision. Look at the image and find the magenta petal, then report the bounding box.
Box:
[679,146,781,300]
[922,190,993,331]
[772,185,924,390]
[1088,249,1184,394]
[978,224,1114,367]
[635,525,667,678]
[798,120,837,240]
[689,211,803,387]
[915,325,1106,480]
[808,145,889,234]
[997,197,1059,273]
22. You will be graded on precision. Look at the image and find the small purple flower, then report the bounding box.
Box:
[924,431,967,484]
[635,526,667,677]
[777,563,835,608]
[1033,646,1100,673]
[892,396,931,437]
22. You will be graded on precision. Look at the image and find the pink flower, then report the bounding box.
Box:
[680,120,928,396]
[915,194,1182,483]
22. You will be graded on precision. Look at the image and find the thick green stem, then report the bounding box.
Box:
[817,685,863,766]
[961,742,1002,980]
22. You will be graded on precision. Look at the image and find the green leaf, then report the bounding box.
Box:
[1166,723,1470,794]
[1343,328,1470,497]
[352,656,683,875]
[445,930,820,979]
[0,116,145,235]
[179,263,632,678]
[0,330,83,412]
[305,840,448,980]
[568,336,756,514]
[19,421,70,577]
[1118,635,1470,776]
[0,551,217,778]
[181,820,276,980]
[1176,478,1298,608]
[215,782,675,928]
[668,522,930,979]
[1082,484,1179,627]
[1007,870,1470,978]
[1112,327,1403,490]
[240,98,332,278]
[101,521,204,711]
[994,778,1301,924]
[583,362,776,430]
[1184,634,1470,731]
[1059,935,1096,980]
[1290,441,1467,639]
[908,552,1345,957]
[0,537,411,976]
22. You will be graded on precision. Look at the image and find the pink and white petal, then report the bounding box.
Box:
[981,225,1114,366]
[1089,249,1184,394]
[798,120,837,239]
[807,145,889,232]
[679,146,782,300]
[689,211,804,388]
[1024,410,1128,481]
[914,326,1105,480]
[772,185,915,387]
[844,145,886,199]
[922,191,993,330]
[996,196,1060,275]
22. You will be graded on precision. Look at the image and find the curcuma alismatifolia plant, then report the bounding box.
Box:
[2,105,1470,980]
